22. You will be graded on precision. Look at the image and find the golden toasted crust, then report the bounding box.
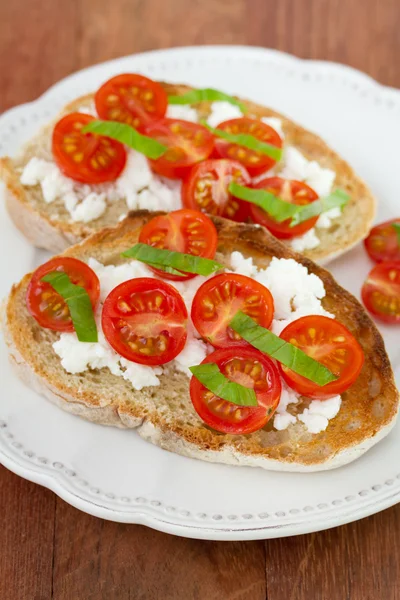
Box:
[1,83,376,260]
[4,212,398,470]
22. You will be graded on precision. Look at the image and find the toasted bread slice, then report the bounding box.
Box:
[3,212,398,472]
[0,84,375,262]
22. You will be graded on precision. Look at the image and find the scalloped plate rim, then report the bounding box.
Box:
[1,45,399,540]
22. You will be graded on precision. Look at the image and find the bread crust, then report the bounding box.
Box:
[1,85,376,262]
[4,212,398,472]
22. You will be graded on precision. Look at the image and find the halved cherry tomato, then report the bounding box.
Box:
[250,177,319,239]
[213,117,283,177]
[145,119,214,179]
[190,347,281,434]
[139,209,218,281]
[26,257,100,332]
[95,73,167,132]
[361,262,400,324]
[191,273,274,348]
[364,219,400,263]
[181,159,251,222]
[52,113,126,184]
[279,316,364,399]
[102,278,187,365]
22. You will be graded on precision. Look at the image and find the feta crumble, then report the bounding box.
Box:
[230,252,339,433]
[206,101,243,127]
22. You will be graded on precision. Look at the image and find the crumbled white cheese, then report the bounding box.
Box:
[206,101,243,127]
[229,252,259,278]
[20,158,74,203]
[116,150,182,212]
[88,258,154,303]
[290,228,320,252]
[280,147,336,198]
[316,207,341,229]
[230,252,340,433]
[273,383,299,431]
[53,328,119,375]
[242,256,329,320]
[70,192,106,222]
[298,396,342,433]
[172,274,210,314]
[20,149,181,224]
[53,327,162,391]
[166,104,199,122]
[174,334,208,377]
[115,150,153,207]
[230,253,333,328]
[53,259,211,391]
[135,178,182,212]
[77,103,97,116]
[276,146,340,249]
[261,117,284,139]
[119,357,163,390]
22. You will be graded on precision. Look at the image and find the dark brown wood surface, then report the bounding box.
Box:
[1,1,399,598]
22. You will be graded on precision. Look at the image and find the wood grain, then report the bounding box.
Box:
[51,502,266,600]
[1,0,400,598]
[0,468,55,600]
[266,506,400,600]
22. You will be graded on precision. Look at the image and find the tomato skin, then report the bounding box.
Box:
[279,316,364,399]
[190,347,281,434]
[94,73,167,132]
[145,119,214,179]
[361,262,400,324]
[214,117,283,177]
[102,278,188,366]
[191,273,274,348]
[26,257,100,332]
[138,209,218,281]
[364,219,400,263]
[181,159,251,222]
[52,113,127,184]
[249,177,319,239]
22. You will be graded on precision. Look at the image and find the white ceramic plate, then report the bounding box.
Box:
[0,46,399,541]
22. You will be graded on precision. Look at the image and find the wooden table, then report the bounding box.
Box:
[1,1,399,598]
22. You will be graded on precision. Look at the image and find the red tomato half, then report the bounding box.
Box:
[364,218,400,263]
[139,209,218,281]
[361,262,400,324]
[52,113,127,184]
[279,315,364,399]
[145,119,214,179]
[214,117,283,177]
[102,278,188,365]
[191,273,274,348]
[190,347,281,434]
[250,177,319,239]
[26,257,100,332]
[95,73,167,132]
[181,159,251,222]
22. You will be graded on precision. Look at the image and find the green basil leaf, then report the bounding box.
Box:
[122,244,224,276]
[144,262,186,277]
[189,363,258,407]
[204,123,282,161]
[229,182,349,227]
[230,312,337,386]
[168,88,247,113]
[41,272,98,343]
[82,120,167,159]
[392,222,400,246]
[290,189,350,227]
[229,181,297,223]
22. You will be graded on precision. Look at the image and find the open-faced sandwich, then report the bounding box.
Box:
[3,210,398,472]
[0,74,375,263]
